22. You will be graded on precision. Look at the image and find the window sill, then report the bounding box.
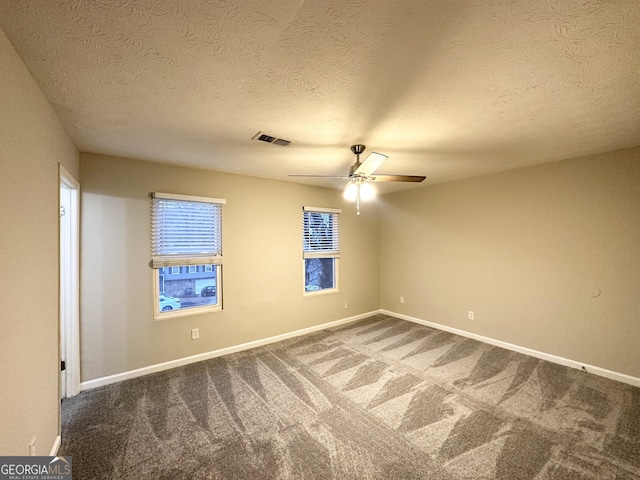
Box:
[303,288,341,298]
[154,305,222,321]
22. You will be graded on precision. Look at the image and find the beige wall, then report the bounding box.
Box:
[80,153,379,381]
[380,147,640,378]
[0,28,79,454]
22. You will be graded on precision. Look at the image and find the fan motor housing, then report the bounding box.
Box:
[350,144,366,155]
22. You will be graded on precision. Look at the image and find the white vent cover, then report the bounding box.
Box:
[252,131,293,147]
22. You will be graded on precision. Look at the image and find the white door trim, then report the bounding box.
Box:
[59,164,80,398]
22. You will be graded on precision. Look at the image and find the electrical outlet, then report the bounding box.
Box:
[400,296,405,304]
[29,437,36,456]
[191,328,200,340]
[467,311,475,321]
[343,300,348,309]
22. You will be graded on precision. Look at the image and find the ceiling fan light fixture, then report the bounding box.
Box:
[343,179,376,202]
[343,179,376,217]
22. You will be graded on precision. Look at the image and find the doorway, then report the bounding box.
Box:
[59,165,80,398]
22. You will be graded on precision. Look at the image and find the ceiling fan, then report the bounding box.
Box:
[289,144,426,214]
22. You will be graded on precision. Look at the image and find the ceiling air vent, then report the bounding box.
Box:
[252,131,293,147]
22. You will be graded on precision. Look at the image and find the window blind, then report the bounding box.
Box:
[151,192,225,267]
[302,206,340,258]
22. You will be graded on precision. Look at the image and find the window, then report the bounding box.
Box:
[151,192,225,319]
[302,206,340,293]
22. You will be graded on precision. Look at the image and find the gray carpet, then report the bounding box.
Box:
[61,314,640,479]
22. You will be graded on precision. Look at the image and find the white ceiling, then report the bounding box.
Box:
[1,0,639,193]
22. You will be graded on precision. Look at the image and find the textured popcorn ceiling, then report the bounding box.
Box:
[1,0,639,192]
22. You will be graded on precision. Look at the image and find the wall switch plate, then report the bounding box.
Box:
[343,301,348,309]
[468,311,475,321]
[400,296,405,304]
[191,328,200,340]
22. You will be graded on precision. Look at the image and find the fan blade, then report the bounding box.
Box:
[288,174,351,179]
[353,152,387,176]
[368,174,426,183]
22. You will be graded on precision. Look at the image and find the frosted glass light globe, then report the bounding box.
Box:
[359,182,376,201]
[343,182,358,201]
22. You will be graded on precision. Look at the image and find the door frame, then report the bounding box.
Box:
[59,164,80,398]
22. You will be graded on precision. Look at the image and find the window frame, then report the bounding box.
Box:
[151,192,225,320]
[302,206,341,296]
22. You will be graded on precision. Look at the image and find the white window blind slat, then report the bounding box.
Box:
[303,251,340,259]
[151,256,223,268]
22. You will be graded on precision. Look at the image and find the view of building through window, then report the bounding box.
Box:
[157,265,217,312]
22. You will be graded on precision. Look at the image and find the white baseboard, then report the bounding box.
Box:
[81,309,639,391]
[382,310,640,388]
[81,310,382,391]
[49,435,61,457]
